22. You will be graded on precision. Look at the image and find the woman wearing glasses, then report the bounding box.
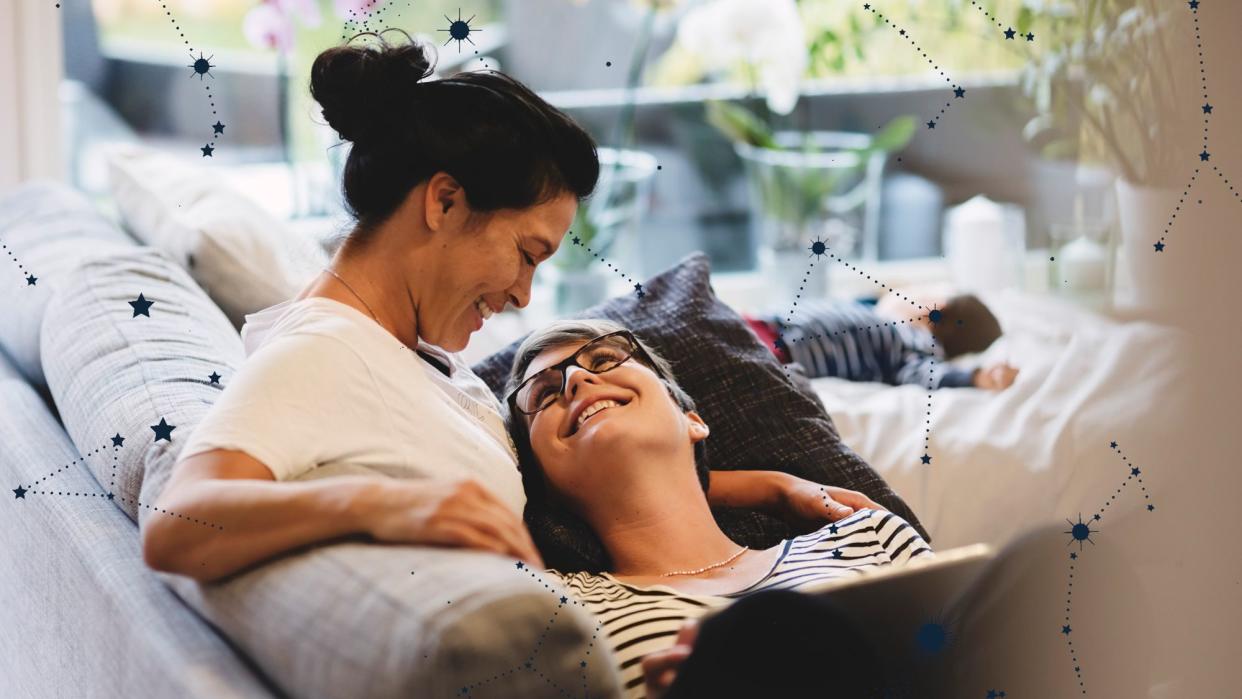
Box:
[140,32,865,584]
[504,320,934,699]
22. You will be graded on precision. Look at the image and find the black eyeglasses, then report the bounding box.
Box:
[507,330,663,416]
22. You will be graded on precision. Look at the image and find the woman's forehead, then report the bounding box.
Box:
[523,341,588,380]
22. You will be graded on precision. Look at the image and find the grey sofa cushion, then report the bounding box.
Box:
[472,252,928,573]
[39,247,622,698]
[0,349,278,698]
[0,179,134,385]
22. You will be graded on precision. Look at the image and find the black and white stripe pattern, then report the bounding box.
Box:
[550,509,933,698]
[770,301,974,388]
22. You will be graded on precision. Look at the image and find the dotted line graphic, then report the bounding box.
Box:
[968,1,1035,41]
[340,2,388,40]
[776,241,938,467]
[1157,1,1234,252]
[567,234,647,299]
[148,1,223,157]
[862,4,963,130]
[453,561,604,698]
[19,443,109,488]
[0,236,38,287]
[1060,441,1157,695]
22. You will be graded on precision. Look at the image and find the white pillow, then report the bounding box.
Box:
[105,144,329,328]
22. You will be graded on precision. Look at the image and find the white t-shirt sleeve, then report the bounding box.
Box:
[179,331,386,481]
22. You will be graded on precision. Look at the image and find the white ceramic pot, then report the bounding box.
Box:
[1113,179,1190,318]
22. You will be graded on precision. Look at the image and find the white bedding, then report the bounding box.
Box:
[810,289,1190,549]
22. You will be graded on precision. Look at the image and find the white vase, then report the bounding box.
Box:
[1113,179,1190,318]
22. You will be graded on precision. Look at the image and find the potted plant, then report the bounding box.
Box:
[1017,0,1197,314]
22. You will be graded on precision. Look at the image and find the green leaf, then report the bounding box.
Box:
[1017,7,1034,35]
[868,115,916,152]
[704,100,777,149]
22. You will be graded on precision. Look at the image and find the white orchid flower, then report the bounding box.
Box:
[676,0,807,115]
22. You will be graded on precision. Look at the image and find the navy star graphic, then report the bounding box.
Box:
[1061,625,1072,635]
[1200,150,1210,162]
[829,523,839,534]
[1154,241,1165,252]
[920,454,932,465]
[987,692,998,699]
[1189,0,1199,9]
[1202,102,1213,114]
[559,595,567,604]
[515,561,525,570]
[953,86,965,98]
[201,144,214,157]
[129,293,154,317]
[111,433,125,447]
[106,492,115,500]
[26,274,37,286]
[580,661,587,668]
[571,235,581,246]
[1147,504,1155,512]
[1070,552,1078,560]
[212,121,226,135]
[634,283,644,296]
[863,3,870,9]
[1004,27,1016,40]
[13,485,27,499]
[926,120,936,129]
[1131,467,1141,476]
[899,29,906,36]
[208,371,221,385]
[832,549,843,559]
[1109,441,1117,449]
[150,417,176,442]
[1093,513,1101,521]
[1025,32,1035,41]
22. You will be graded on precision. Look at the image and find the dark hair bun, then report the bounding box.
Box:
[311,29,435,144]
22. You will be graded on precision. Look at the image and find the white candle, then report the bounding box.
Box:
[1059,236,1107,290]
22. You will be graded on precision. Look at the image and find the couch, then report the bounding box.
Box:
[0,180,624,698]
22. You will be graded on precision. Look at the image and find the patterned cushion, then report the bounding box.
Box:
[0,180,135,385]
[40,246,622,698]
[472,252,929,573]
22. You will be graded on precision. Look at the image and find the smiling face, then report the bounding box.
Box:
[516,337,710,518]
[410,174,578,351]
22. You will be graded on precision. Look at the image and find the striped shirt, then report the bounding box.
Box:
[765,301,975,389]
[549,509,933,698]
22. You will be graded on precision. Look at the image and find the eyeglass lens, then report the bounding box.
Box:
[518,334,635,414]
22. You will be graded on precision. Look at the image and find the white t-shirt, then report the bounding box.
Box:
[179,296,526,515]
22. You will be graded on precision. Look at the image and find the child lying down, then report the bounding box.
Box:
[743,292,1019,391]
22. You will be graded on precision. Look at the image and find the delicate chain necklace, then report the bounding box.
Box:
[322,267,381,324]
[660,546,749,578]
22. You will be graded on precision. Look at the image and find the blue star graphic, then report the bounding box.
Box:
[829,523,839,534]
[1154,241,1166,252]
[106,492,114,500]
[515,561,525,570]
[1189,0,1199,9]
[212,121,226,135]
[1061,625,1072,635]
[832,549,843,559]
[1070,552,1078,560]
[920,454,932,465]
[1004,27,1016,40]
[580,661,587,668]
[1109,441,1118,449]
[26,274,36,285]
[953,86,965,98]
[1200,150,1211,162]
[111,433,125,447]
[201,144,214,157]
[926,120,936,129]
[1025,32,1035,41]
[150,417,176,442]
[208,371,221,385]
[1093,513,1101,521]
[1202,102,1212,113]
[13,485,27,499]
[559,596,567,604]
[1131,467,1140,476]
[634,283,644,296]
[129,293,154,317]
[1147,504,1155,512]
[571,235,581,246]
[987,692,998,699]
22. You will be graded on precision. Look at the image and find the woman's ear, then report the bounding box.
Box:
[423,171,466,231]
[686,410,710,444]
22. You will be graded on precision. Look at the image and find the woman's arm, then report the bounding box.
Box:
[141,449,543,583]
[707,470,884,531]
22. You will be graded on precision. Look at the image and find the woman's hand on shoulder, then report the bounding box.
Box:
[362,478,544,569]
[775,474,886,533]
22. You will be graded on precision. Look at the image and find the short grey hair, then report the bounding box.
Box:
[504,319,711,515]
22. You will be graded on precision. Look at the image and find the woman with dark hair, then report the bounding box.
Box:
[141,31,865,584]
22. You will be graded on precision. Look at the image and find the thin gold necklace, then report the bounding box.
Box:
[660,545,749,578]
[322,267,382,324]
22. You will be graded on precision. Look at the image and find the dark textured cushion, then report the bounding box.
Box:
[472,252,929,572]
